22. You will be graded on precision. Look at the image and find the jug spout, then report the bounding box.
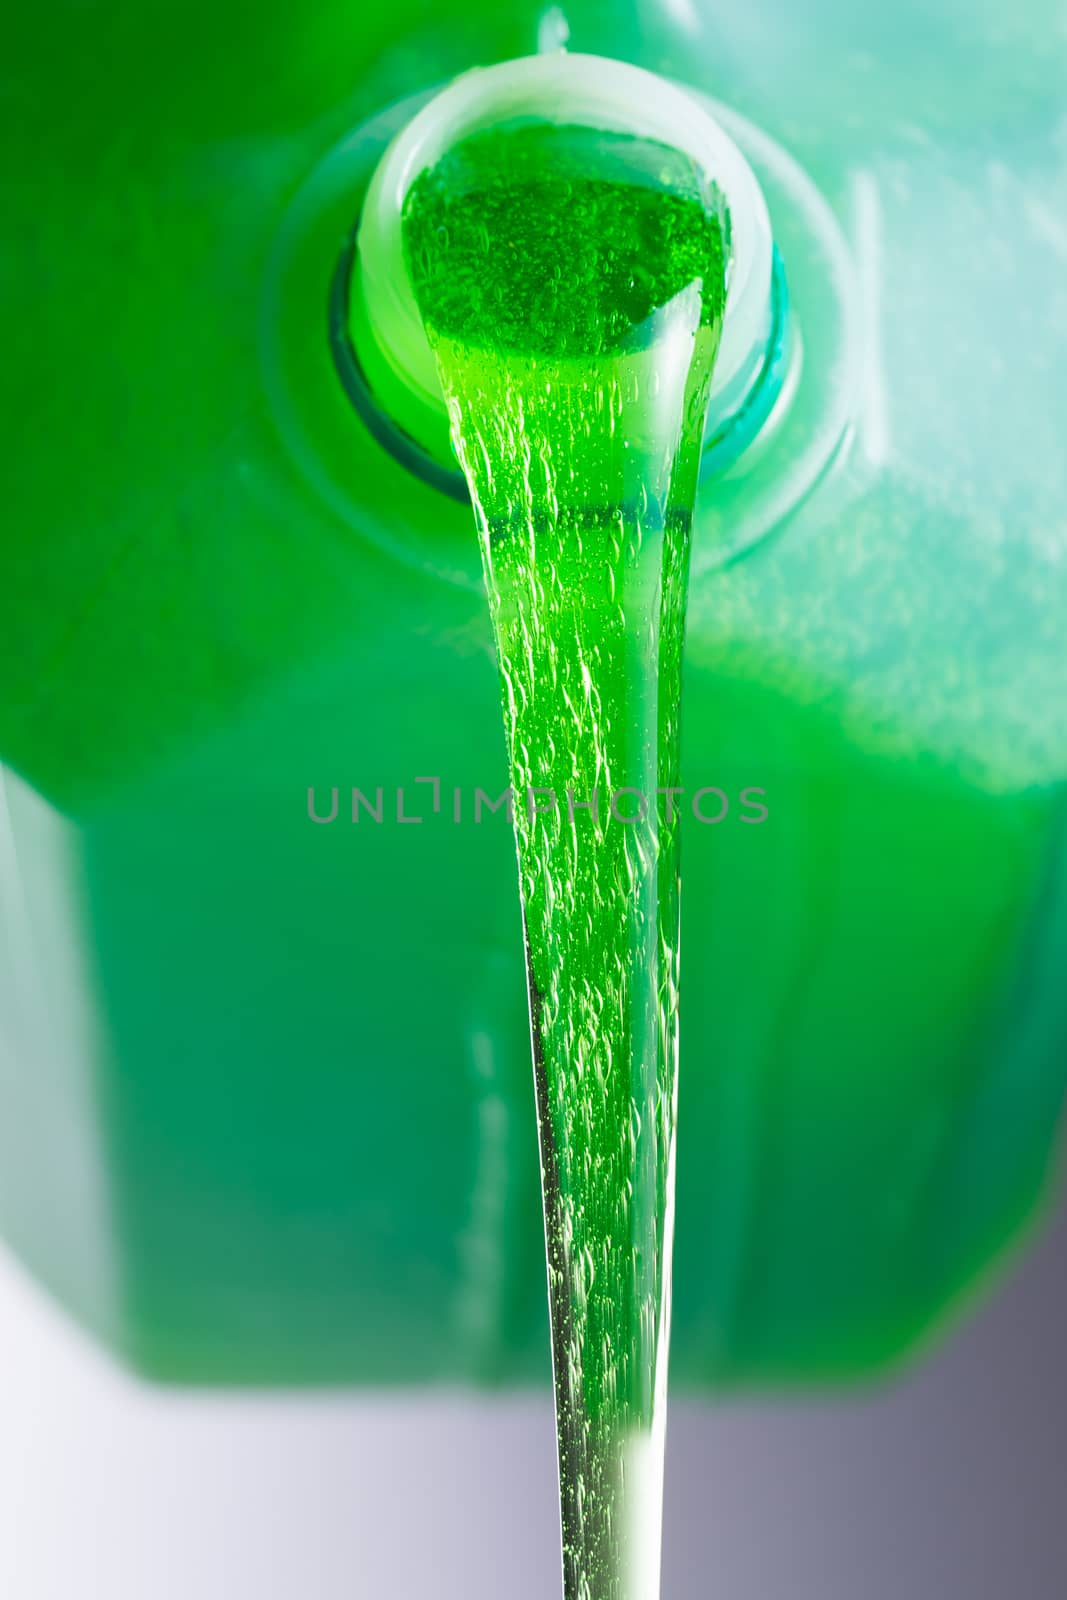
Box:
[342,53,779,491]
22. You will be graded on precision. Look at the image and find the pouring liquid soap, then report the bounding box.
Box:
[403,119,727,1599]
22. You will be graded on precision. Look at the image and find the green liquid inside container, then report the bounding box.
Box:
[403,121,727,1600]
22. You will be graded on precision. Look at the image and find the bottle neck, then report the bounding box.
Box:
[343,53,780,489]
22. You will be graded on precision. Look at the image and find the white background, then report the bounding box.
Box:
[3,1190,1066,1599]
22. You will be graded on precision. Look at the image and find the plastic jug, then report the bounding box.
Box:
[2,0,1065,1386]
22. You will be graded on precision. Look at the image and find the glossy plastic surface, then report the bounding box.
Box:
[2,0,1066,1385]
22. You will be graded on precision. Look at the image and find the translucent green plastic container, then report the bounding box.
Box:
[1,0,1065,1386]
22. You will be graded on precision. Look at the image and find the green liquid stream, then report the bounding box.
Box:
[404,121,728,1599]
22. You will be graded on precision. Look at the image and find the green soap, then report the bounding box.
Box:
[405,119,727,1600]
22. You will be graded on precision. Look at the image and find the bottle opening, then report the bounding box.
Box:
[333,53,788,498]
